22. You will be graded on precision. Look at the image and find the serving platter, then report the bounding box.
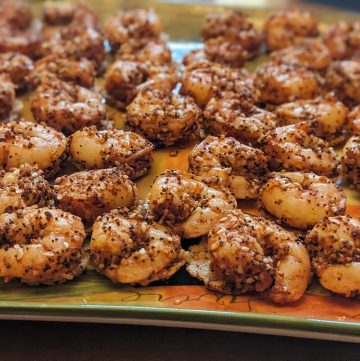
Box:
[1,0,360,343]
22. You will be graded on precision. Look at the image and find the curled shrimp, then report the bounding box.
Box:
[90,206,186,286]
[188,135,268,200]
[117,39,173,67]
[260,172,346,230]
[148,170,237,238]
[41,26,105,73]
[31,78,106,134]
[342,135,360,191]
[0,52,33,90]
[305,216,360,297]
[0,206,87,285]
[0,0,33,31]
[69,126,154,180]
[180,62,254,107]
[275,95,349,145]
[54,167,138,225]
[31,55,95,89]
[323,21,360,60]
[253,62,322,104]
[204,91,277,145]
[347,105,360,135]
[263,8,319,51]
[270,38,331,71]
[103,9,162,52]
[0,164,50,215]
[0,121,67,177]
[126,89,202,147]
[104,60,177,109]
[326,60,360,106]
[0,74,22,120]
[187,210,311,303]
[262,122,339,178]
[201,10,261,64]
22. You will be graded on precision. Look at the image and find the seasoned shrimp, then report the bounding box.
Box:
[0,74,22,120]
[188,135,268,199]
[201,11,261,63]
[54,167,138,225]
[305,216,360,297]
[260,172,346,230]
[117,39,173,67]
[187,210,311,303]
[0,52,33,90]
[262,122,339,177]
[270,38,331,71]
[264,8,319,51]
[0,206,87,285]
[104,60,177,109]
[342,136,360,191]
[0,0,33,30]
[0,121,67,177]
[69,126,154,179]
[31,55,95,89]
[254,62,322,104]
[326,60,360,106]
[126,89,202,147]
[275,95,349,144]
[347,105,360,135]
[42,26,105,72]
[43,3,98,29]
[31,79,106,134]
[180,62,254,107]
[103,9,162,52]
[323,21,360,60]
[90,207,185,286]
[204,91,277,145]
[0,164,50,215]
[148,170,237,238]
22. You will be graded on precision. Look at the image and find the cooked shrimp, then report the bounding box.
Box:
[305,216,360,297]
[204,91,277,145]
[43,3,98,29]
[117,39,173,67]
[104,60,177,109]
[260,172,346,230]
[275,95,349,144]
[0,19,42,58]
[148,170,237,238]
[0,52,33,90]
[103,9,162,52]
[270,38,331,71]
[90,207,185,286]
[54,167,138,225]
[31,79,106,134]
[323,21,360,60]
[347,105,360,135]
[254,62,322,104]
[0,206,87,285]
[69,126,154,179]
[201,10,261,63]
[0,0,33,30]
[263,8,319,51]
[0,121,67,177]
[31,55,95,89]
[188,135,268,199]
[342,136,360,191]
[180,62,254,107]
[126,89,202,147]
[182,49,211,67]
[0,164,50,215]
[0,74,21,120]
[41,26,105,72]
[262,122,339,177]
[187,210,311,303]
[326,60,360,106]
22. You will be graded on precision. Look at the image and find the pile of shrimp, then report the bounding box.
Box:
[0,2,360,303]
